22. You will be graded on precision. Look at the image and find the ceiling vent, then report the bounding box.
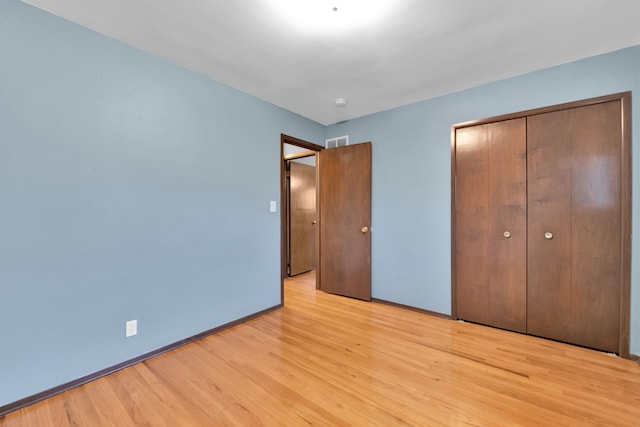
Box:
[325,135,349,149]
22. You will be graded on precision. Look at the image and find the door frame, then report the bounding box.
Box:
[451,92,632,358]
[280,134,324,303]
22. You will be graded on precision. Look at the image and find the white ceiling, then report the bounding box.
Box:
[22,0,640,125]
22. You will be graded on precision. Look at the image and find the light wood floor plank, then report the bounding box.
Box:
[1,271,639,426]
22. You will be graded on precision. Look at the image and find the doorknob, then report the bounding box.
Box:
[312,221,317,225]
[544,232,553,240]
[503,231,511,238]
[361,226,369,233]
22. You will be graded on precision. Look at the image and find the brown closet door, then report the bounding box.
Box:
[456,118,527,332]
[527,110,573,343]
[528,101,621,353]
[456,125,490,325]
[570,101,621,352]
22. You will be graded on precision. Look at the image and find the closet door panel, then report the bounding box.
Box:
[527,111,572,342]
[456,120,526,331]
[455,125,490,325]
[487,119,527,332]
[570,101,621,352]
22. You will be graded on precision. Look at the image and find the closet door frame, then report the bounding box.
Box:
[451,91,632,358]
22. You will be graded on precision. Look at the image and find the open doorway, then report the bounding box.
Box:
[280,135,324,302]
[281,134,373,304]
[287,155,316,276]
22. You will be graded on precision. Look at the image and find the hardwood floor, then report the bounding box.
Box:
[2,271,639,426]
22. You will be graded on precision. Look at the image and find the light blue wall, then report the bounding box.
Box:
[0,0,324,406]
[2,0,639,410]
[327,45,640,356]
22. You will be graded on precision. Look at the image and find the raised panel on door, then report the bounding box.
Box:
[527,110,573,343]
[455,119,526,331]
[486,119,527,332]
[289,161,317,276]
[569,101,621,353]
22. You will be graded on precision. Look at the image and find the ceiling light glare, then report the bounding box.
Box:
[271,0,392,35]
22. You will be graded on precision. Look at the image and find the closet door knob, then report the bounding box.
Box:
[503,231,511,238]
[544,232,553,240]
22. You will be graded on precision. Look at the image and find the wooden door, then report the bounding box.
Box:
[527,110,573,343]
[318,143,371,301]
[569,101,621,352]
[455,118,527,332]
[528,101,622,353]
[289,161,317,276]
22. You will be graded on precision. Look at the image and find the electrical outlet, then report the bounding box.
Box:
[126,319,137,337]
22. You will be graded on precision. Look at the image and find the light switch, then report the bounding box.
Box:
[126,319,137,337]
[270,201,277,212]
